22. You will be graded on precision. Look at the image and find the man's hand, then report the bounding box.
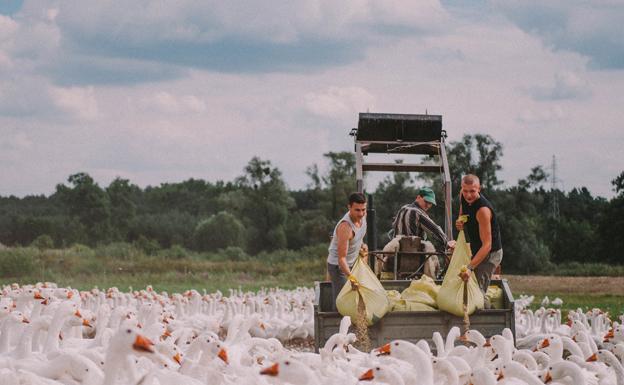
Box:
[358,244,369,261]
[347,274,359,287]
[456,215,468,231]
[458,266,471,282]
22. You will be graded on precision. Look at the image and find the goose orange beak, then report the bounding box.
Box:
[82,319,92,327]
[540,338,550,348]
[74,310,82,318]
[587,353,598,362]
[133,335,154,353]
[497,372,504,381]
[173,353,182,364]
[34,292,44,300]
[218,348,228,364]
[376,343,391,356]
[260,363,279,376]
[483,339,491,347]
[67,291,73,299]
[544,371,553,383]
[359,369,374,381]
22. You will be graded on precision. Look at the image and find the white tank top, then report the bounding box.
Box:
[327,212,367,266]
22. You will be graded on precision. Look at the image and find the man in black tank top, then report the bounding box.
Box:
[457,174,503,307]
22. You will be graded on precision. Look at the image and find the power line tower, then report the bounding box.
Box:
[549,155,560,220]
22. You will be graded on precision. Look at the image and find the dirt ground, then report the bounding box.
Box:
[504,275,624,296]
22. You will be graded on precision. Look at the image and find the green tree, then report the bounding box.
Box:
[518,166,549,191]
[194,211,246,251]
[446,134,503,192]
[236,157,293,253]
[322,151,356,220]
[131,211,196,248]
[55,172,112,244]
[612,171,624,195]
[598,194,624,264]
[106,177,140,241]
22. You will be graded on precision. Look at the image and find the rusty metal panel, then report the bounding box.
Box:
[314,279,515,351]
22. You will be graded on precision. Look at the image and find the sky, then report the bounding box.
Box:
[0,0,622,198]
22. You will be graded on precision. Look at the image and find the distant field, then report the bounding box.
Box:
[505,274,624,317]
[2,246,623,317]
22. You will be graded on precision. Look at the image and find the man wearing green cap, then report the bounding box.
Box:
[391,187,448,252]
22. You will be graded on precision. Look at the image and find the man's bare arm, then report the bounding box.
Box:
[335,221,354,276]
[470,207,493,268]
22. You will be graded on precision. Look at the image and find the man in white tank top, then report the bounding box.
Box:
[326,192,368,310]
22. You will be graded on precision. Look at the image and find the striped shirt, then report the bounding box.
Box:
[391,202,448,251]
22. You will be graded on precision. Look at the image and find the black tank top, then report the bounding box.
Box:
[461,193,502,256]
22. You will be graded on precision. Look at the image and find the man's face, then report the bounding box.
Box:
[348,202,367,221]
[461,182,481,204]
[415,195,432,212]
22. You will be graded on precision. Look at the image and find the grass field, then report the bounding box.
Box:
[505,275,624,317]
[2,246,623,318]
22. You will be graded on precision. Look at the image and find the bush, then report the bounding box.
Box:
[221,246,249,261]
[0,248,36,277]
[68,243,95,258]
[157,244,190,260]
[31,234,54,250]
[95,242,142,260]
[134,235,161,256]
[194,211,246,251]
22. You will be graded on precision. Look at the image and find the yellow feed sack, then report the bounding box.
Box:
[385,290,402,311]
[403,301,436,311]
[336,258,389,325]
[400,275,439,308]
[437,231,484,316]
[391,299,436,311]
[486,285,504,310]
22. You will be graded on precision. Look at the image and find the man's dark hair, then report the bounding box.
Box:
[348,192,367,205]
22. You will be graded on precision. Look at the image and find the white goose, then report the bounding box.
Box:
[359,364,406,385]
[588,350,624,385]
[374,340,434,385]
[498,361,544,385]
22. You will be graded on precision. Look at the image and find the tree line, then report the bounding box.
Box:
[0,134,622,273]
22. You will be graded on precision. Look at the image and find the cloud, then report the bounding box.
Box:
[0,0,622,201]
[12,0,449,82]
[305,86,376,120]
[50,85,99,120]
[491,0,624,70]
[138,91,206,115]
[528,71,591,101]
[517,105,566,124]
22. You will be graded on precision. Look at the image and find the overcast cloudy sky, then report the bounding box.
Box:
[1,0,622,198]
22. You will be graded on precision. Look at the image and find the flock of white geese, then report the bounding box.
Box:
[0,283,623,385]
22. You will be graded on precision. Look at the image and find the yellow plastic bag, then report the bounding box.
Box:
[403,301,437,311]
[385,290,402,311]
[336,258,390,325]
[437,231,484,316]
[400,275,439,308]
[391,299,437,311]
[486,285,504,310]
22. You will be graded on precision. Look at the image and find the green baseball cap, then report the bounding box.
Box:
[418,187,436,205]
